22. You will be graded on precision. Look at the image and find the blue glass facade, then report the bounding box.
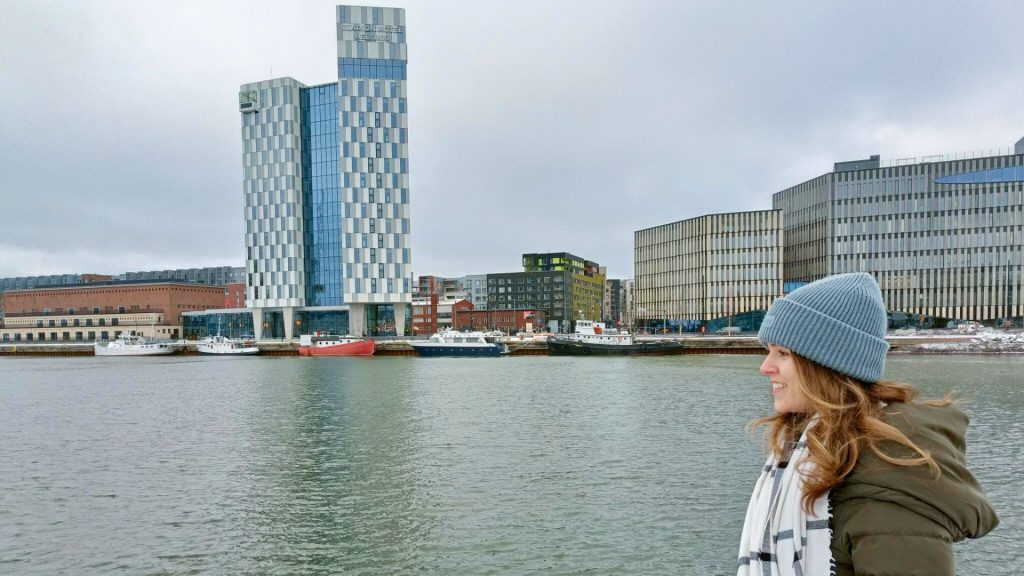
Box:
[301,84,344,305]
[338,58,407,80]
[935,165,1024,184]
[182,312,255,340]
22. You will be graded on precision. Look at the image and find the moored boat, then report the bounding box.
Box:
[195,334,260,355]
[298,333,375,356]
[547,320,683,356]
[408,329,507,357]
[94,331,178,356]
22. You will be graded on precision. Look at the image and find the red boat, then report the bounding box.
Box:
[298,333,375,356]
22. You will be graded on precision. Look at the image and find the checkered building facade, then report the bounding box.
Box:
[239,5,411,334]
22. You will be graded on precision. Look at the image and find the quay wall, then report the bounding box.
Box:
[0,335,980,357]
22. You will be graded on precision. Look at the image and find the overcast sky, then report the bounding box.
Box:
[2,0,1022,280]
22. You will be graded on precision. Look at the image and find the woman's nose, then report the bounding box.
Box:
[759,356,774,376]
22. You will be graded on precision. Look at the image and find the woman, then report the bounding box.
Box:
[737,272,998,576]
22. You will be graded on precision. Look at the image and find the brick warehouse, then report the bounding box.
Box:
[1,281,228,343]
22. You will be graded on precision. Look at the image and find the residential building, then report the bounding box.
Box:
[415,275,467,301]
[488,252,604,332]
[460,274,488,310]
[620,279,635,329]
[239,5,411,339]
[634,210,784,332]
[603,278,625,326]
[775,140,1024,325]
[119,266,244,285]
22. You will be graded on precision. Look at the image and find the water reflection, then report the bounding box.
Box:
[235,358,434,574]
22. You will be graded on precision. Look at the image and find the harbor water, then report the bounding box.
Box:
[1,355,1020,575]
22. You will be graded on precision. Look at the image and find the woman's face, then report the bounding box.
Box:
[759,344,810,414]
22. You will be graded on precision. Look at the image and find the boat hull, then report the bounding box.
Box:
[547,337,683,356]
[409,344,505,357]
[93,343,176,356]
[298,339,375,356]
[196,345,260,355]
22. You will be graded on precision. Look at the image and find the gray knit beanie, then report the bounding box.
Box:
[758,272,889,383]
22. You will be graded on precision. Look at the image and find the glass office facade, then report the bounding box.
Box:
[775,151,1024,324]
[238,5,411,337]
[634,210,783,331]
[301,84,343,305]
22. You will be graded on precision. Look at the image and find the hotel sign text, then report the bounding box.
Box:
[342,23,403,42]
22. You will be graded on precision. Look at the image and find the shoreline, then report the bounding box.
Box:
[2,330,1022,356]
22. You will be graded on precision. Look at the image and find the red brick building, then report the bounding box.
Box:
[1,281,227,342]
[411,297,477,336]
[411,294,439,336]
[454,308,546,333]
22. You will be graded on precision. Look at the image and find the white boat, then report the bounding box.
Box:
[195,334,259,355]
[408,329,507,357]
[94,331,177,356]
[547,319,683,356]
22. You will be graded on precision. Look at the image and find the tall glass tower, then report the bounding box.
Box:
[239,5,411,339]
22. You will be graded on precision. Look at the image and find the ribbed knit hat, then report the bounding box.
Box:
[758,272,889,383]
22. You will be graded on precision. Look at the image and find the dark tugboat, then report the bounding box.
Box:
[547,319,683,356]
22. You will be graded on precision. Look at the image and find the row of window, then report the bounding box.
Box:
[32,317,120,328]
[337,77,405,100]
[3,331,113,342]
[489,276,565,285]
[338,58,407,80]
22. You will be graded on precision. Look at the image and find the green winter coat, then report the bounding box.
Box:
[829,402,998,575]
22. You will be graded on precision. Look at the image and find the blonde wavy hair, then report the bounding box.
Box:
[752,353,951,513]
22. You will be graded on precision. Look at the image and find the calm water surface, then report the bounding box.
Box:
[1,355,1019,575]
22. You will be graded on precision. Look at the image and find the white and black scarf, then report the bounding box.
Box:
[737,422,834,576]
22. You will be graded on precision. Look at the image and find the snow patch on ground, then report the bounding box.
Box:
[894,330,1024,354]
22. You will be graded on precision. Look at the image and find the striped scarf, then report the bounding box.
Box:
[737,423,834,576]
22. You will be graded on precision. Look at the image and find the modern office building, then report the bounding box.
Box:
[239,5,411,339]
[775,140,1024,325]
[634,210,783,332]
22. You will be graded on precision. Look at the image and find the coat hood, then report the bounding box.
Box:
[830,402,998,540]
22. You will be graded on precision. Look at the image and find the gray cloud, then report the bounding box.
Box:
[2,0,1022,280]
